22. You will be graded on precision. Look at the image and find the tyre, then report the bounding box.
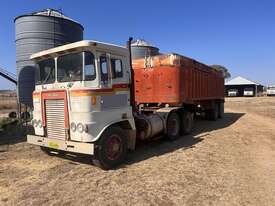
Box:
[92,126,128,170]
[181,111,194,134]
[218,102,224,119]
[207,104,218,121]
[166,112,181,140]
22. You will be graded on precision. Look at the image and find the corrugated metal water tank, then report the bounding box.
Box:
[131,39,159,59]
[15,9,84,107]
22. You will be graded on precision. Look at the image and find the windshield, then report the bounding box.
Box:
[36,58,55,85]
[245,88,253,91]
[57,52,83,82]
[35,51,96,84]
[57,51,96,82]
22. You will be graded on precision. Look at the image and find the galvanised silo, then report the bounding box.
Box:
[15,9,84,107]
[131,39,159,59]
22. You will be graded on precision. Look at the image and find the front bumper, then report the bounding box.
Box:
[27,135,94,155]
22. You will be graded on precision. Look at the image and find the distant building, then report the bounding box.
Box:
[225,76,264,97]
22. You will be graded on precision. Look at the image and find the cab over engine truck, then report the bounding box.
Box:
[27,38,224,169]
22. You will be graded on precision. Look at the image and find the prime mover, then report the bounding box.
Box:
[27,39,224,169]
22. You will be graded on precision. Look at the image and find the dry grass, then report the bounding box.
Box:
[1,97,275,205]
[0,101,17,110]
[0,93,17,110]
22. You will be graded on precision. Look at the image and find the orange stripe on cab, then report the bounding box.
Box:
[70,84,129,97]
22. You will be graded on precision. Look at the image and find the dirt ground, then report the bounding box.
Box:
[1,97,275,206]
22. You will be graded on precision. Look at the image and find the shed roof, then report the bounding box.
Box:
[225,76,260,86]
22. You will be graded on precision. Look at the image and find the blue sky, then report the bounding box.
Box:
[1,0,275,89]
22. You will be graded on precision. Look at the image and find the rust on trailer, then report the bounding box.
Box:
[133,54,224,105]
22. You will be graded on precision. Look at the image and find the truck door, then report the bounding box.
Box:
[109,54,130,108]
[97,52,129,109]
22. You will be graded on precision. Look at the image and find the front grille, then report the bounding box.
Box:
[45,99,66,140]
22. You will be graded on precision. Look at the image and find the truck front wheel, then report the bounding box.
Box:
[92,126,127,170]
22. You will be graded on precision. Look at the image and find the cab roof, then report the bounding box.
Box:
[30,40,129,60]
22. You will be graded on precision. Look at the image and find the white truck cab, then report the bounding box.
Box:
[267,85,275,96]
[28,40,136,169]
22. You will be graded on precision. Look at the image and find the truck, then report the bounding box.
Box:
[267,85,275,96]
[27,38,224,169]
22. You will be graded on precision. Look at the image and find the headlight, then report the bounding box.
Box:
[70,122,77,132]
[76,123,88,133]
[37,120,42,128]
[77,123,84,133]
[32,119,38,127]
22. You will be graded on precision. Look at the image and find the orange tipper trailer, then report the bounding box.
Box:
[132,53,224,105]
[27,38,224,170]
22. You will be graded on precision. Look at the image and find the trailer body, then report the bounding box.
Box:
[133,54,224,105]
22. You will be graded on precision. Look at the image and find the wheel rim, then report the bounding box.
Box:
[167,114,180,136]
[105,134,123,160]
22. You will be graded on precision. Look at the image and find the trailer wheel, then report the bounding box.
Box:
[166,112,181,140]
[181,111,194,134]
[207,104,219,121]
[92,126,127,170]
[218,102,224,119]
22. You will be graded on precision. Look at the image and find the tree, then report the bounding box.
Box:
[210,65,231,79]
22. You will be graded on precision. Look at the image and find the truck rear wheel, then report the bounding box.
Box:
[166,112,181,140]
[218,102,224,118]
[181,111,194,134]
[92,126,127,170]
[207,104,218,121]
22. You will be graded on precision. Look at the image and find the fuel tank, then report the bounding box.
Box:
[135,114,165,140]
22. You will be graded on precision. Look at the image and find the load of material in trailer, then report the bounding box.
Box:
[132,53,224,105]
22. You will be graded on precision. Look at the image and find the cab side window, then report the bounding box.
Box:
[84,52,96,81]
[100,55,108,83]
[111,58,123,78]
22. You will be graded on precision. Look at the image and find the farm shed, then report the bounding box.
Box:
[225,76,264,97]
